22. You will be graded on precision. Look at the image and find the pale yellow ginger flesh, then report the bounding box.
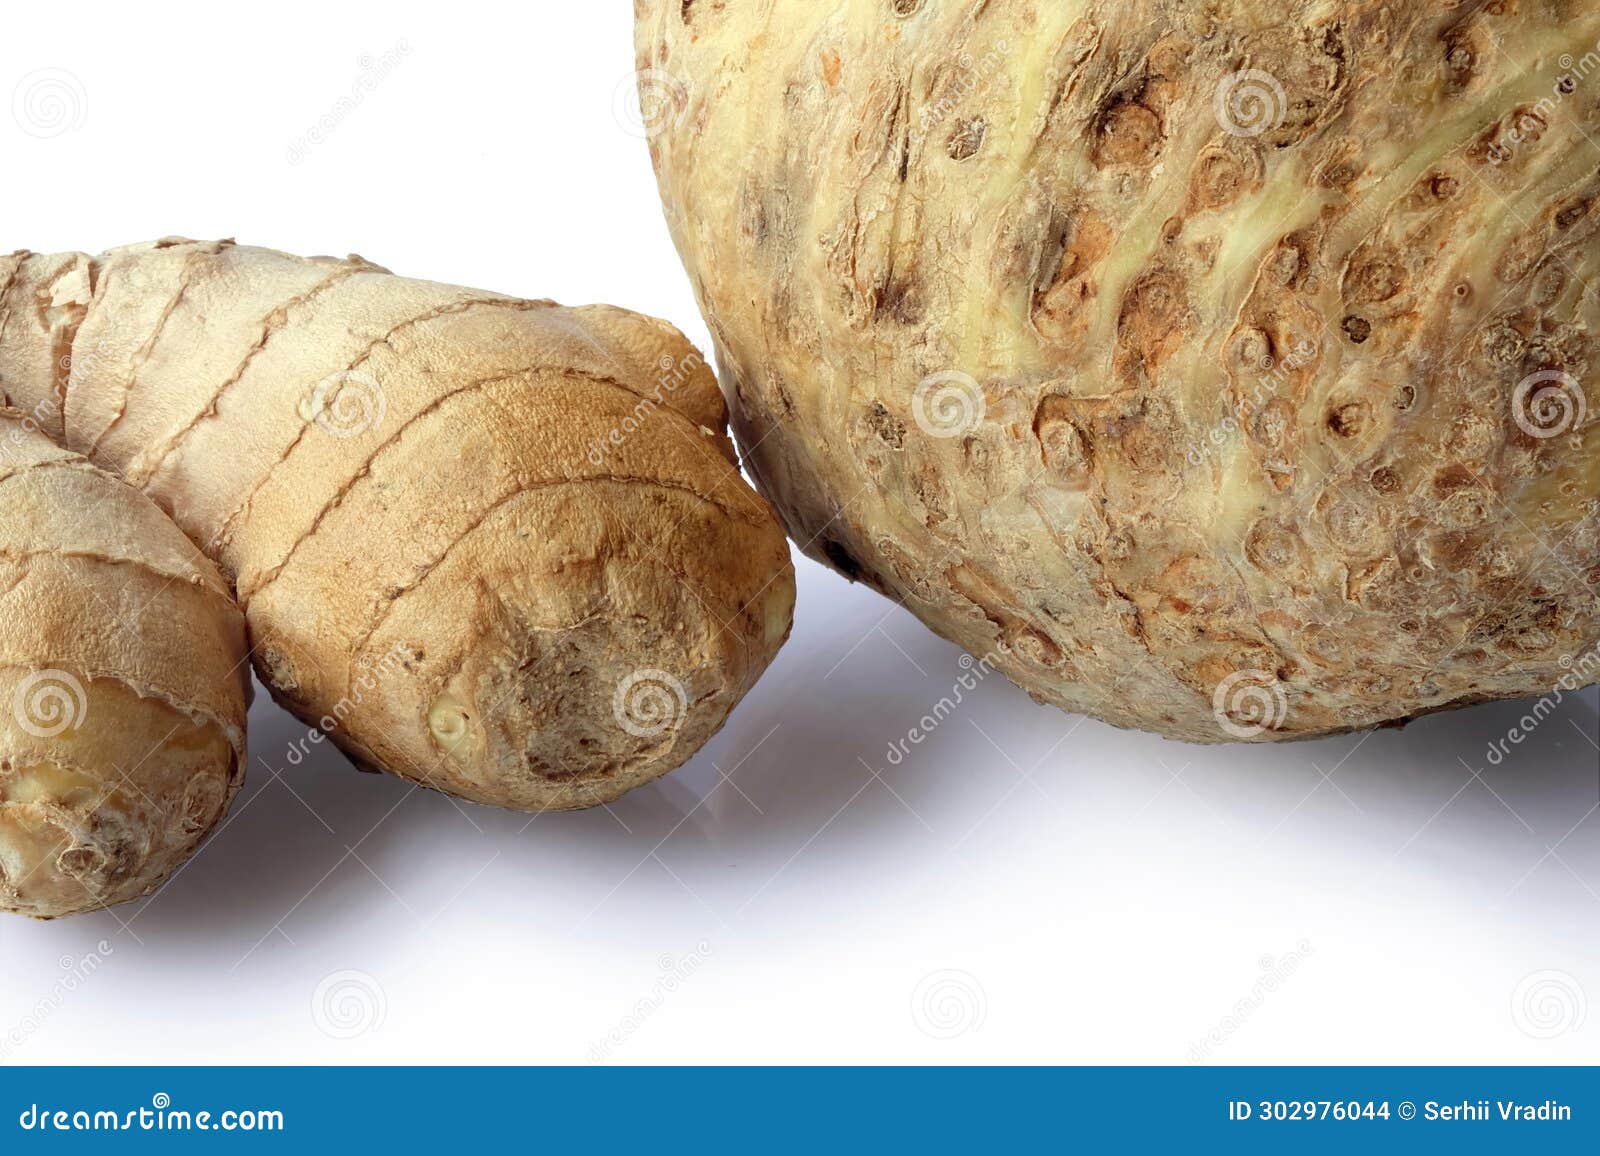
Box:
[0,412,247,918]
[639,0,1600,740]
[0,240,794,814]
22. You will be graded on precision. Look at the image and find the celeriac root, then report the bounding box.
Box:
[639,0,1599,740]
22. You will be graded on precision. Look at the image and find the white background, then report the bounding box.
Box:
[1,1,1596,1065]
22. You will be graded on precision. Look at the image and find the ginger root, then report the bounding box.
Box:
[0,410,248,918]
[0,240,794,816]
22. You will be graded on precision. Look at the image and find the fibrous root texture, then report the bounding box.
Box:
[0,240,794,822]
[639,0,1600,741]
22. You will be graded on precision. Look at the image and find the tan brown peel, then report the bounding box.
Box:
[0,240,795,813]
[0,411,248,918]
[638,0,1599,741]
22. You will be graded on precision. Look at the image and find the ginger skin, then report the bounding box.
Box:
[0,410,248,918]
[0,240,794,816]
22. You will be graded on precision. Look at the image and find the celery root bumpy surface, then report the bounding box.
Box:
[639,0,1600,740]
[0,240,794,814]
